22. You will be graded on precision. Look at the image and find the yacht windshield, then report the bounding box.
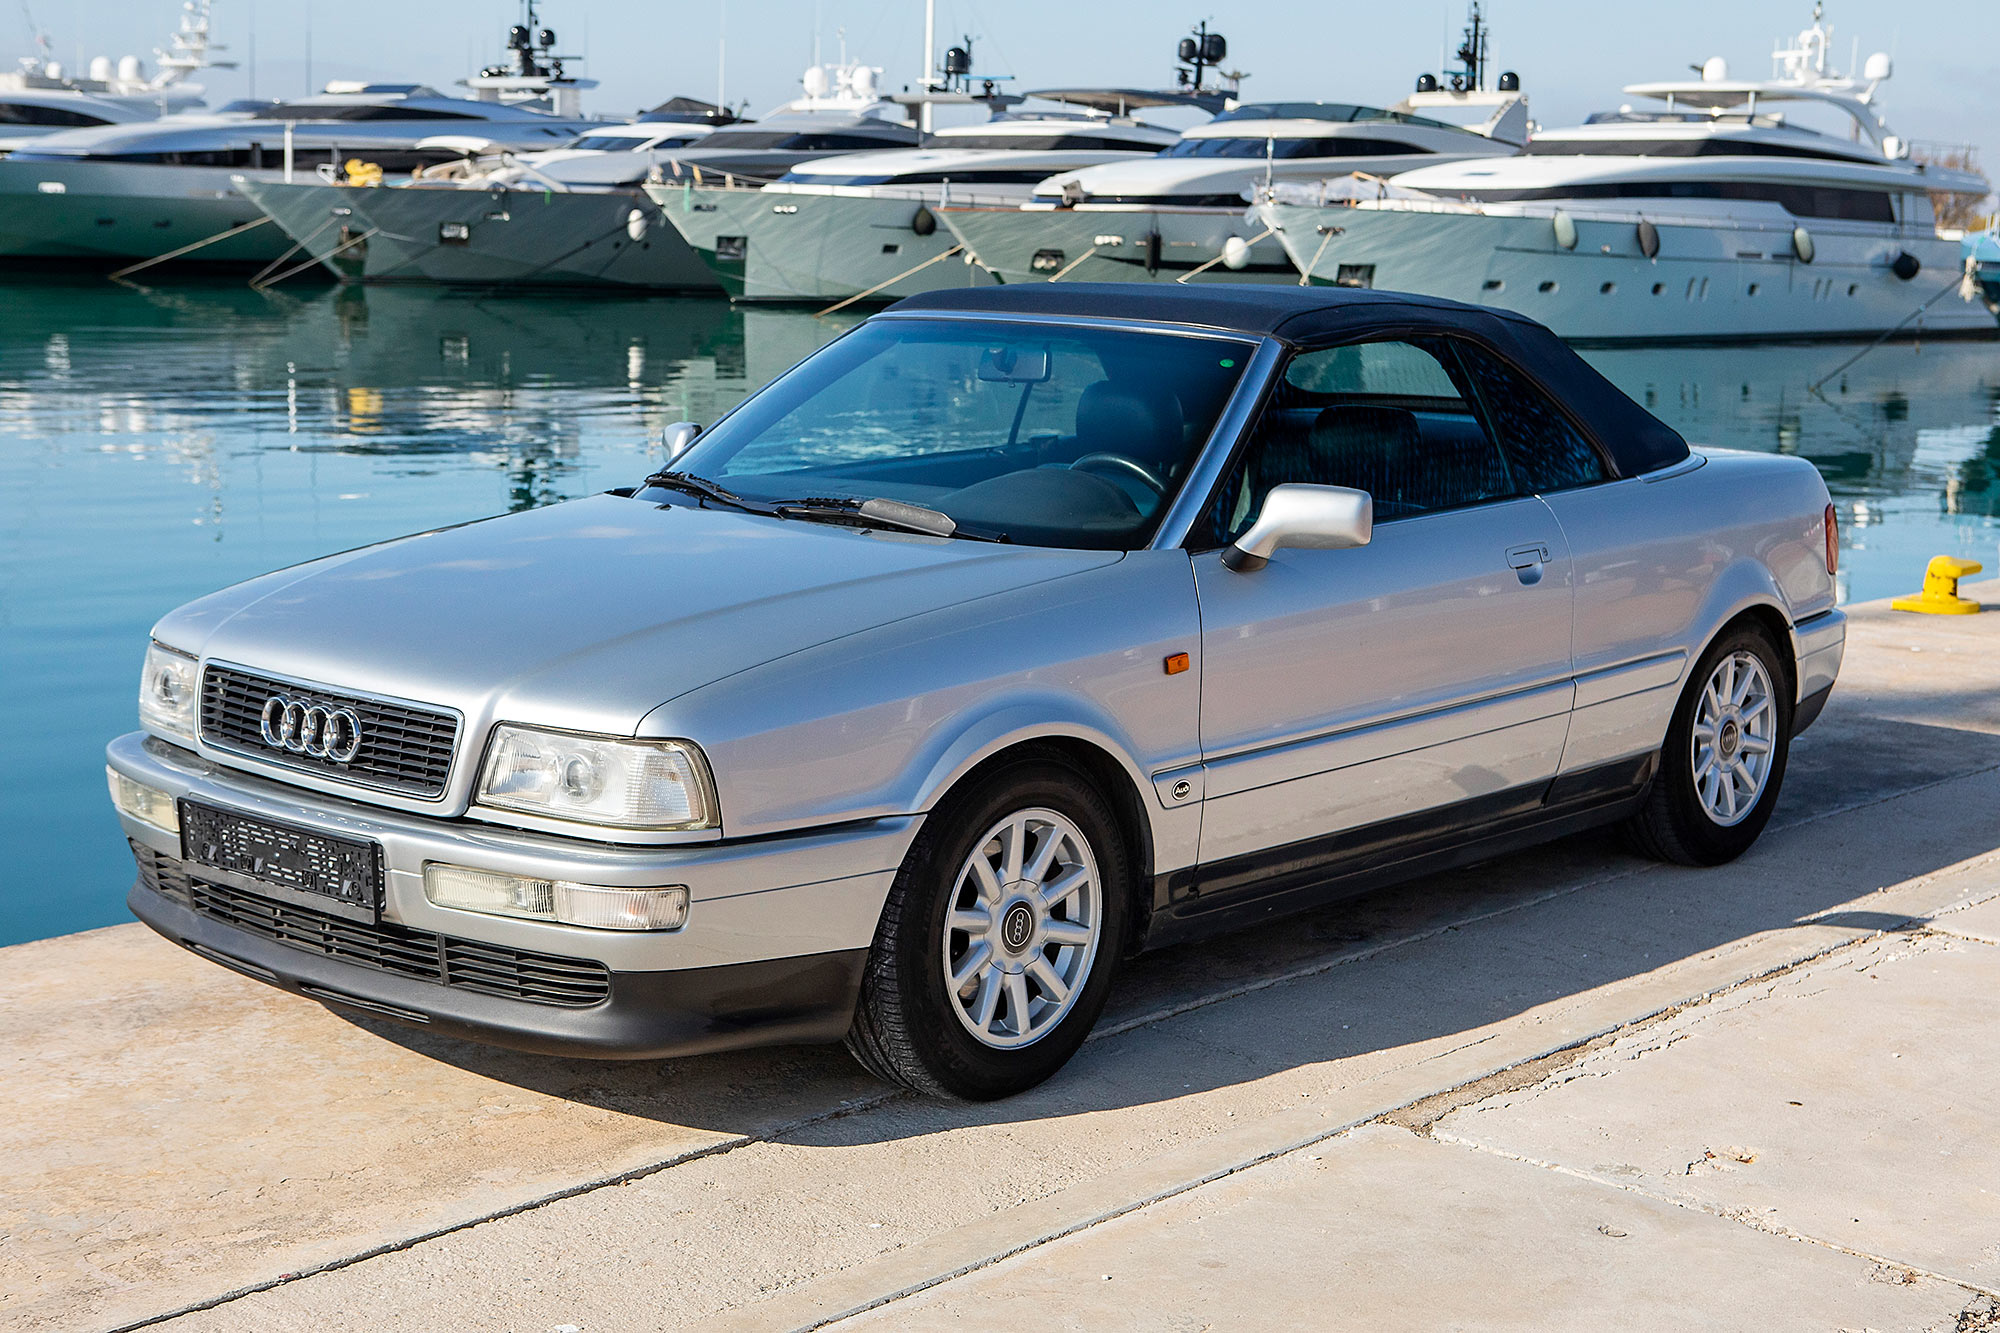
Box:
[655,318,1254,550]
[1211,102,1455,131]
[569,133,657,151]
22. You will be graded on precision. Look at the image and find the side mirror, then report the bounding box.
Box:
[1221,483,1373,572]
[660,421,702,462]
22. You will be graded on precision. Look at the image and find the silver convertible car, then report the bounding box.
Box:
[109,285,1845,1099]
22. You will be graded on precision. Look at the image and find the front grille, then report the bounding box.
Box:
[200,664,459,798]
[134,843,610,1009]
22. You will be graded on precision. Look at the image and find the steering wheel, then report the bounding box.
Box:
[1070,452,1167,499]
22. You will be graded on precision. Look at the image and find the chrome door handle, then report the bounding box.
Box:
[1505,543,1550,569]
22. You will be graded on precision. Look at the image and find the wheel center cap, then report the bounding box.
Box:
[1719,718,1741,759]
[999,901,1036,955]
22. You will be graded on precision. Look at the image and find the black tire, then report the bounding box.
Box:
[1625,622,1794,866]
[845,756,1130,1100]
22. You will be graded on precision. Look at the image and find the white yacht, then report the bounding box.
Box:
[651,69,1205,303]
[0,0,225,151]
[231,60,916,291]
[0,11,601,269]
[234,101,733,289]
[1259,7,1994,340]
[941,12,1527,285]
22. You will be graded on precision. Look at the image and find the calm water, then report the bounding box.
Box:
[2,277,1995,947]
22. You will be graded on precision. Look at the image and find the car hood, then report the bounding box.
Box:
[156,492,1120,739]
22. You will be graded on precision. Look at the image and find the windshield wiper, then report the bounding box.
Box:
[646,473,1007,543]
[642,470,761,513]
[774,496,1009,543]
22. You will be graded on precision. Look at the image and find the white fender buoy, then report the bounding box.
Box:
[1636,219,1660,259]
[625,208,649,242]
[1552,209,1578,251]
[1221,236,1252,270]
[1792,225,1815,264]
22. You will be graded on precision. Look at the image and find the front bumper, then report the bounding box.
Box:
[129,876,866,1059]
[109,731,909,1058]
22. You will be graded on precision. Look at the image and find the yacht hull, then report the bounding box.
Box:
[0,160,288,264]
[939,204,1300,287]
[1258,200,1996,341]
[648,182,998,303]
[235,179,719,290]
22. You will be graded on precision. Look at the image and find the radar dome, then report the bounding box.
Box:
[850,65,878,99]
[116,54,141,82]
[88,56,112,81]
[1701,56,1728,82]
[1863,52,1892,81]
[802,65,831,98]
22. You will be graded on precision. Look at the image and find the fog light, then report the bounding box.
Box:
[107,768,179,834]
[423,863,688,932]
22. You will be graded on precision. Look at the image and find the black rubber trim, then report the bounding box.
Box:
[1792,682,1834,737]
[130,883,866,1061]
[1141,754,1654,949]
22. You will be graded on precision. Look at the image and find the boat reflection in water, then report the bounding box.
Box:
[0,278,1993,948]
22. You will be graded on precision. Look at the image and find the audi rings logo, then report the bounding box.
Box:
[259,694,364,764]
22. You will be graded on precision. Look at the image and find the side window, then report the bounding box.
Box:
[1205,337,1516,545]
[1449,343,1608,493]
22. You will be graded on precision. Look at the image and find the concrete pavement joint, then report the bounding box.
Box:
[1426,1127,2000,1305]
[800,914,1975,1331]
[100,1091,908,1333]
[1427,928,2000,1305]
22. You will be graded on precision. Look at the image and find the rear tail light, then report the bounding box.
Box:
[1824,503,1839,576]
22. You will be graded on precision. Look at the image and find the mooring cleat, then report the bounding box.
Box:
[1890,555,1984,615]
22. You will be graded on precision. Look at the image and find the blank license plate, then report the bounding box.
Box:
[180,801,383,917]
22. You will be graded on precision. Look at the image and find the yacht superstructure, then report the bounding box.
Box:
[653,67,1205,303]
[0,0,227,151]
[233,61,913,291]
[0,8,603,269]
[940,13,1527,286]
[1259,7,1993,340]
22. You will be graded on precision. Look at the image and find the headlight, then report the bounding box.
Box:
[476,725,718,830]
[138,642,199,743]
[424,863,689,931]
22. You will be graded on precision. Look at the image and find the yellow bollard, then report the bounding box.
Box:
[1890,556,1984,615]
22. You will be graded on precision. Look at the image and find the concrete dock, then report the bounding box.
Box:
[6,583,2000,1333]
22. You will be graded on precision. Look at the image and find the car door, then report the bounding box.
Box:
[1187,336,1576,907]
[1446,340,1693,787]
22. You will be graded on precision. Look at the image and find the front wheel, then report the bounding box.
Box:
[1625,623,1794,866]
[845,758,1129,1099]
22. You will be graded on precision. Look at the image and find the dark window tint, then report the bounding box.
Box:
[1163,135,1426,159]
[1448,342,1607,492]
[0,102,111,126]
[262,103,481,121]
[1452,179,1896,223]
[1523,136,1877,164]
[1205,338,1515,544]
[927,133,1165,151]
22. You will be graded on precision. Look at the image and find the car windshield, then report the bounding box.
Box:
[655,318,1255,550]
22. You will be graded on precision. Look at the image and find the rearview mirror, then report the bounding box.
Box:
[976,344,1051,383]
[660,421,702,461]
[1221,483,1373,572]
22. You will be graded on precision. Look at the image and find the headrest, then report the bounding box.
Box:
[1310,404,1420,457]
[1075,380,1184,465]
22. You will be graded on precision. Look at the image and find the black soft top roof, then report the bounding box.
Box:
[884,284,1689,477]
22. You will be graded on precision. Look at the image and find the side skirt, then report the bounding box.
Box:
[1140,753,1656,951]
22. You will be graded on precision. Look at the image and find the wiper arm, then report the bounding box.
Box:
[774,496,1008,543]
[642,470,760,513]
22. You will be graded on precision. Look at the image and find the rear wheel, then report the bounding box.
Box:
[1625,623,1793,866]
[845,759,1129,1099]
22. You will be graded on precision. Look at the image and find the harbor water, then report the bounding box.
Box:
[2,277,1995,946]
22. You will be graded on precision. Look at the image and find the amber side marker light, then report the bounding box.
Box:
[1164,652,1190,676]
[1825,503,1839,576]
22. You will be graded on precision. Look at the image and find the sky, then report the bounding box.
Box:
[17,1,2000,193]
